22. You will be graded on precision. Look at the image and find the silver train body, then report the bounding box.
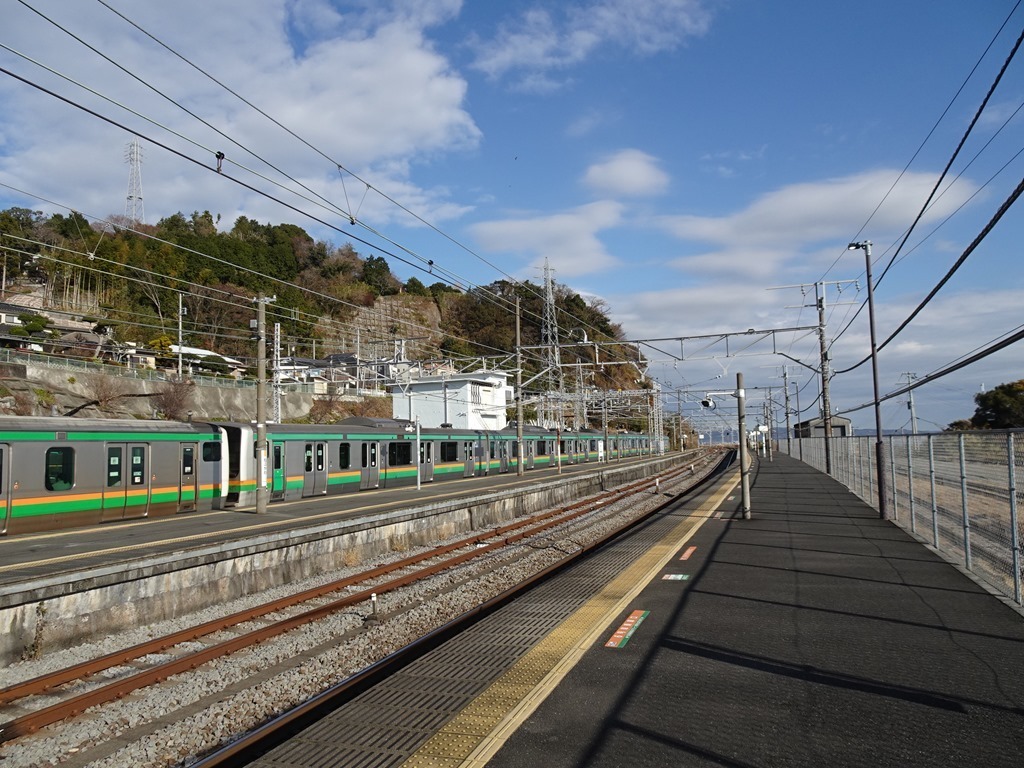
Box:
[0,416,651,535]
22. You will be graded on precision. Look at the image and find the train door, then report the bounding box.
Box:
[462,441,475,477]
[419,441,434,483]
[101,444,127,521]
[360,442,380,489]
[179,443,199,512]
[0,445,8,534]
[303,441,328,496]
[271,442,286,500]
[498,441,509,472]
[481,439,492,476]
[127,444,150,515]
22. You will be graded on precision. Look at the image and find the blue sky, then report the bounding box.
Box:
[1,0,1023,433]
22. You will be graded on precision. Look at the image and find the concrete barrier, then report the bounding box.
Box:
[1,455,682,664]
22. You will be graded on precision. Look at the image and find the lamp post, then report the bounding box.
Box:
[849,240,887,520]
[702,372,751,519]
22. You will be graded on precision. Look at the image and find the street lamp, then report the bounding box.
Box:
[848,240,887,520]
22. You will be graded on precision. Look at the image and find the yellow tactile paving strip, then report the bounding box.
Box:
[400,469,741,768]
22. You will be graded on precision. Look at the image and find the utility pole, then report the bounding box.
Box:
[254,295,275,514]
[516,297,524,476]
[815,282,834,474]
[782,367,792,455]
[850,240,887,520]
[273,322,282,424]
[901,372,919,435]
[737,372,751,519]
[177,292,185,381]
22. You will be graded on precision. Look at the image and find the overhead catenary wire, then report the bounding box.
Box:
[89,0,628,353]
[836,322,1024,416]
[0,213,537,364]
[4,4,637,371]
[823,15,1024,374]
[831,171,1024,378]
[816,0,1024,284]
[38,0,587,345]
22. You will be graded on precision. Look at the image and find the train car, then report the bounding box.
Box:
[0,416,227,535]
[222,418,488,507]
[0,415,653,535]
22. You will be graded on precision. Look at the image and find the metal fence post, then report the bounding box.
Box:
[907,437,916,535]
[890,436,898,522]
[1009,433,1021,605]
[929,435,939,548]
[864,437,872,507]
[959,432,972,571]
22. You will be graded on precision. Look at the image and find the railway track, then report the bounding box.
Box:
[0,452,724,767]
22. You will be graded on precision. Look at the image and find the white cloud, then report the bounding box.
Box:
[656,169,979,280]
[0,1,479,233]
[469,0,712,83]
[470,200,624,278]
[583,149,669,197]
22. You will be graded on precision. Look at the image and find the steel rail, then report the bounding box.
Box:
[0,459,703,743]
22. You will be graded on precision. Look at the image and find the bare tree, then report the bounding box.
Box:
[151,379,195,421]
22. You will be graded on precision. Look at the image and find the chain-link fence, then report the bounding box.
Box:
[783,432,1023,606]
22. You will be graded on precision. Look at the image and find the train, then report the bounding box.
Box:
[0,415,654,535]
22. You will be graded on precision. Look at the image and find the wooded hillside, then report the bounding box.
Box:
[0,207,644,390]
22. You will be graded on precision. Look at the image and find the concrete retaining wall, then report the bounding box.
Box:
[1,455,680,664]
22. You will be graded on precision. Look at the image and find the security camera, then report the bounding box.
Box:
[701,398,715,409]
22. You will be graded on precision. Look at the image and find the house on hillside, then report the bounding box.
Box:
[170,345,246,378]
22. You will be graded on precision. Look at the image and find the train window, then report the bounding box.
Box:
[131,447,146,485]
[202,442,221,462]
[274,444,282,471]
[304,444,313,472]
[537,440,548,456]
[511,442,519,458]
[339,443,351,469]
[182,446,195,476]
[388,442,412,466]
[45,447,74,491]
[440,441,458,462]
[106,447,123,488]
[316,443,325,472]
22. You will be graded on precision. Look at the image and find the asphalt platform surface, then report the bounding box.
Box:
[487,452,1024,768]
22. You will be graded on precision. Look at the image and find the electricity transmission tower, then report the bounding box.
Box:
[541,259,562,427]
[124,137,145,225]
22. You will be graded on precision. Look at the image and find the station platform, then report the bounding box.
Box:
[256,451,1024,768]
[482,452,1024,767]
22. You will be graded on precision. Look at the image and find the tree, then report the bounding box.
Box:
[404,276,431,297]
[970,380,1024,429]
[361,255,398,296]
[947,380,1024,430]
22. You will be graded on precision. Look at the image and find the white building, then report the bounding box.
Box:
[392,371,513,430]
